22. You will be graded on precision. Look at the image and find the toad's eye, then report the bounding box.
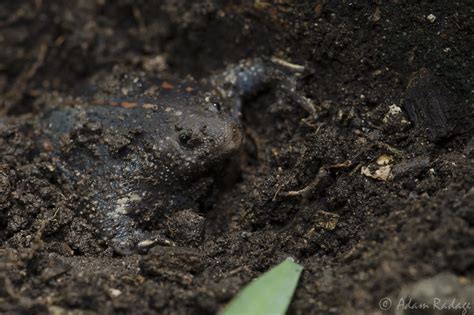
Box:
[208,102,221,112]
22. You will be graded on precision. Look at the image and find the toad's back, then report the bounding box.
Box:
[39,77,242,253]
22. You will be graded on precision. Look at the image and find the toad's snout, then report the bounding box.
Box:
[176,120,242,154]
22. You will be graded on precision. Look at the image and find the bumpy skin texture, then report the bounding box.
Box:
[35,58,304,254]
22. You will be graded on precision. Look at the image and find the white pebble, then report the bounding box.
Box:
[426,14,436,23]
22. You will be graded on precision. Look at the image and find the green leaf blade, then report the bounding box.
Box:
[221,259,303,315]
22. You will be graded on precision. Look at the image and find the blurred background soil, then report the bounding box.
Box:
[1,1,473,314]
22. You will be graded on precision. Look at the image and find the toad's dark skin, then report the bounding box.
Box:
[35,58,307,254]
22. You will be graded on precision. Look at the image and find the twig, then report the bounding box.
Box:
[279,160,353,199]
[270,57,306,72]
[279,167,328,199]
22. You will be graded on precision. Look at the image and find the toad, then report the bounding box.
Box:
[36,57,308,254]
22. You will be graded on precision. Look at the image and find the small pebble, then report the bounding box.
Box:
[426,14,436,23]
[109,288,122,298]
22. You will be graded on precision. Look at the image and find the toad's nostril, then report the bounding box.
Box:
[178,129,203,149]
[179,130,193,145]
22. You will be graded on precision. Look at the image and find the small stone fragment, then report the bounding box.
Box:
[383,104,402,123]
[426,14,436,23]
[361,165,392,181]
[108,288,122,298]
[382,103,411,132]
[376,154,394,166]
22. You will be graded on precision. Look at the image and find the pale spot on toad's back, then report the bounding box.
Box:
[115,192,142,215]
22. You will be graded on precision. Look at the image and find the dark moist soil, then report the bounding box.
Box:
[1,1,473,314]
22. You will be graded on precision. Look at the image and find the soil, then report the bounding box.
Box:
[1,1,473,314]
